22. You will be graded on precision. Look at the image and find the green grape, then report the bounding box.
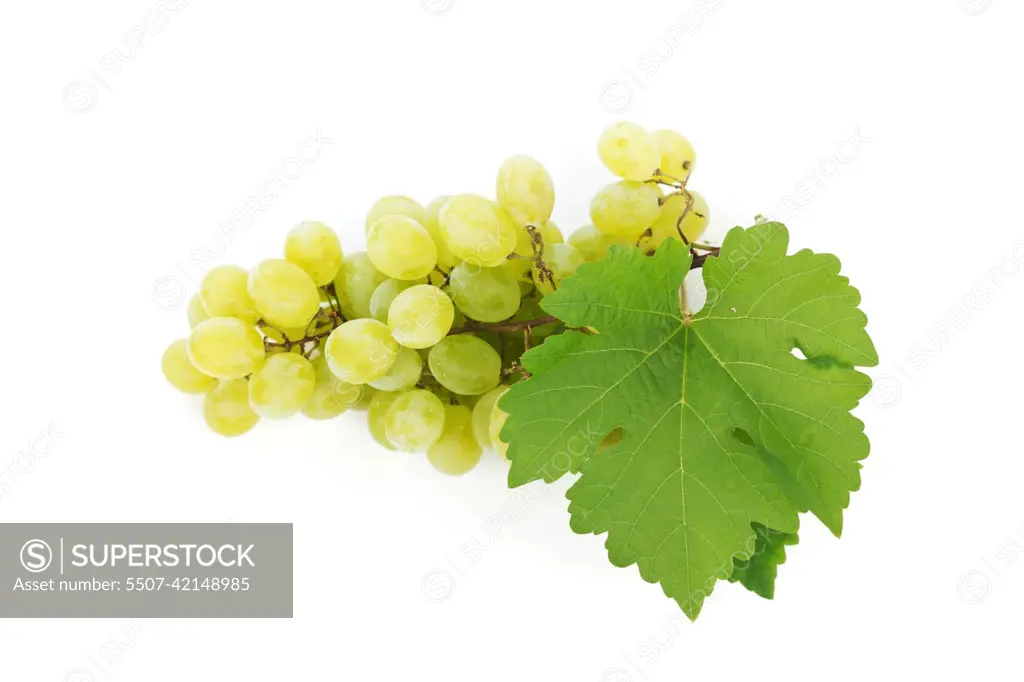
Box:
[532,243,585,294]
[324,318,398,384]
[387,284,455,349]
[162,339,217,394]
[567,224,631,262]
[248,353,316,418]
[187,317,265,380]
[284,220,343,286]
[187,294,209,329]
[647,191,710,247]
[367,390,400,450]
[204,378,260,437]
[367,215,438,281]
[365,195,425,232]
[384,389,445,453]
[590,181,661,239]
[448,263,520,322]
[652,129,696,183]
[353,385,379,412]
[260,323,312,345]
[247,259,320,329]
[428,335,501,396]
[512,297,560,338]
[422,195,459,270]
[200,265,258,323]
[334,251,387,319]
[427,405,483,475]
[496,155,555,228]
[302,355,362,420]
[368,346,423,392]
[540,220,564,245]
[597,121,660,181]
[439,194,518,267]
[369,278,424,322]
[471,386,506,448]
[489,390,511,459]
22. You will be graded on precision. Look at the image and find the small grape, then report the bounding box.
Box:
[284,220,343,286]
[647,192,710,247]
[187,294,209,329]
[162,339,217,394]
[248,353,316,419]
[369,277,424,322]
[334,252,388,320]
[325,318,399,384]
[365,195,425,232]
[200,265,258,323]
[187,317,265,380]
[539,221,564,245]
[367,390,400,450]
[597,121,661,181]
[652,129,696,183]
[427,405,483,475]
[439,194,518,267]
[367,215,438,281]
[590,181,662,238]
[368,346,423,392]
[532,243,585,294]
[204,378,260,437]
[384,389,446,452]
[302,355,362,420]
[387,284,455,349]
[567,224,631,262]
[448,263,520,322]
[496,155,555,229]
[471,386,506,449]
[422,195,459,270]
[248,259,320,329]
[428,335,501,396]
[489,391,511,459]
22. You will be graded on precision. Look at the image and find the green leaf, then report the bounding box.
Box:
[500,223,877,619]
[729,523,799,600]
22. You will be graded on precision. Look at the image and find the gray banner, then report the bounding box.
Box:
[0,523,292,618]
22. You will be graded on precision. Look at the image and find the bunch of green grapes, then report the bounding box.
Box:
[161,121,711,475]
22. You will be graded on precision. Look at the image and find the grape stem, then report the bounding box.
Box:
[449,315,559,335]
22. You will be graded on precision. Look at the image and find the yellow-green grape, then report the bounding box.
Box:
[597,121,661,181]
[652,129,696,183]
[427,405,483,475]
[496,155,556,229]
[568,224,630,262]
[387,284,455,349]
[489,392,511,459]
[369,278,424,322]
[187,294,209,329]
[200,265,258,323]
[302,355,362,420]
[439,194,518,267]
[367,390,400,450]
[428,335,501,396]
[648,192,710,247]
[324,318,398,384]
[284,220,343,286]
[448,264,520,322]
[353,385,379,412]
[590,181,662,238]
[540,221,564,245]
[422,195,459,270]
[366,215,438,281]
[532,243,585,294]
[261,324,312,345]
[162,339,217,394]
[384,389,446,453]
[334,251,388,319]
[247,353,316,419]
[187,318,265,380]
[247,259,320,329]
[204,378,260,437]
[365,195,425,233]
[471,386,506,448]
[368,346,423,392]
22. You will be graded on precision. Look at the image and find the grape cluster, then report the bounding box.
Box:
[161,120,709,475]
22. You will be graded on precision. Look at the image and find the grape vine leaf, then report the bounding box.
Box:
[728,523,799,600]
[500,223,877,619]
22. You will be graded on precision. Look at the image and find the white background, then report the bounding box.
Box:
[2,0,1022,679]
